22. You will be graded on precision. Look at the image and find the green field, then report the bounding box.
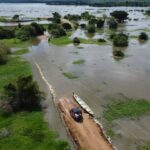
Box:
[104,99,150,123]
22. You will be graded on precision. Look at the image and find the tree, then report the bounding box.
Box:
[113,33,129,47]
[88,18,97,25]
[31,22,45,35]
[97,19,105,28]
[3,75,44,112]
[110,11,129,22]
[108,18,118,29]
[113,50,124,58]
[12,14,19,22]
[62,23,72,30]
[139,32,148,40]
[52,12,61,24]
[73,37,80,44]
[87,25,96,33]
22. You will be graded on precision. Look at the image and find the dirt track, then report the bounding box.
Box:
[58,98,113,150]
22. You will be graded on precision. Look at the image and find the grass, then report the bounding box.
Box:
[0,17,10,22]
[63,72,78,79]
[103,99,150,123]
[0,38,32,48]
[0,55,31,92]
[72,59,85,64]
[14,49,29,55]
[0,112,70,150]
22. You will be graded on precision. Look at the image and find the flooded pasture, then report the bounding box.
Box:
[1,3,150,150]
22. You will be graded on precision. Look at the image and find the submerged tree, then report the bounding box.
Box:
[110,11,128,22]
[139,32,148,41]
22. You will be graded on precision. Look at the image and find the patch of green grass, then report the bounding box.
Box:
[0,55,31,91]
[106,129,115,138]
[137,143,150,150]
[14,49,29,55]
[103,99,150,123]
[0,17,10,22]
[72,59,85,64]
[63,72,78,79]
[0,38,31,48]
[0,112,70,150]
[50,36,72,46]
[130,35,138,39]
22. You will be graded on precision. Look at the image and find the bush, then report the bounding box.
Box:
[0,43,10,64]
[87,25,96,33]
[2,75,44,112]
[88,18,97,25]
[16,27,30,41]
[81,11,92,20]
[52,12,61,24]
[0,27,15,39]
[113,33,128,47]
[64,14,81,21]
[80,24,86,29]
[108,18,118,29]
[139,32,148,40]
[31,22,45,35]
[62,23,72,30]
[97,19,105,28]
[113,50,124,57]
[110,11,129,22]
[97,38,106,42]
[73,37,80,44]
[50,26,66,38]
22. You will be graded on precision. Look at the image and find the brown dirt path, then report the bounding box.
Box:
[58,98,114,150]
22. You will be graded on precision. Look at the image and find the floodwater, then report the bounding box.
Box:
[1,3,150,150]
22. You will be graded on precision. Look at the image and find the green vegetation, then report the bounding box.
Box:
[87,25,96,33]
[145,10,150,16]
[73,37,80,44]
[0,27,15,39]
[110,11,129,22]
[138,32,148,41]
[0,112,70,150]
[106,129,115,138]
[108,18,118,29]
[62,23,72,30]
[96,19,105,28]
[50,35,72,46]
[0,17,10,22]
[136,143,150,150]
[0,55,31,92]
[72,59,85,64]
[113,33,128,47]
[104,99,150,123]
[63,72,78,79]
[2,75,43,113]
[14,49,29,55]
[113,50,125,58]
[0,38,32,48]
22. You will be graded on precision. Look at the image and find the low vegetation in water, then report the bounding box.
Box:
[138,32,149,41]
[103,99,150,123]
[63,72,78,79]
[72,59,85,64]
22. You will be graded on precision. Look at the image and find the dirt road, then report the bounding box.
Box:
[58,98,113,150]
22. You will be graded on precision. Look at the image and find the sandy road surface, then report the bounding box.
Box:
[58,98,113,150]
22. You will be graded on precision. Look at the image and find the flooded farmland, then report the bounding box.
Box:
[1,3,150,150]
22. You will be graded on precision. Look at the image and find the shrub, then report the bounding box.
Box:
[110,11,129,22]
[12,14,19,21]
[97,19,105,28]
[108,18,118,29]
[2,75,44,112]
[113,33,128,47]
[64,14,81,21]
[31,22,45,35]
[139,32,148,40]
[0,43,10,64]
[73,37,80,44]
[50,26,66,38]
[88,18,97,25]
[145,10,150,16]
[62,23,72,30]
[97,38,106,42]
[113,50,124,57]
[0,27,15,39]
[80,24,86,29]
[48,23,60,31]
[87,25,96,33]
[81,11,92,20]
[52,12,61,24]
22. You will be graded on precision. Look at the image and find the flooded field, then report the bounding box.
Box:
[1,3,150,150]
